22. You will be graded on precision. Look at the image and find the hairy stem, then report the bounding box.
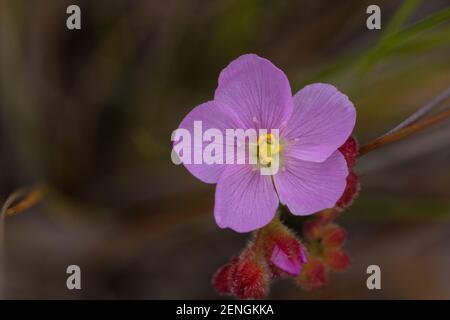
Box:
[359,107,450,156]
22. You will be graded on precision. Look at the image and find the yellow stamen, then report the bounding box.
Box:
[257,133,282,166]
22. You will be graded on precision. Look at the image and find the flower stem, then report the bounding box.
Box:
[252,229,267,258]
[359,107,450,156]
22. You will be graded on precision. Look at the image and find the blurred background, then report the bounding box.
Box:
[0,0,449,299]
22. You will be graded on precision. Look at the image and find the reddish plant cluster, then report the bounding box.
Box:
[299,220,350,290]
[213,250,268,299]
[297,136,359,290]
[212,136,360,299]
[212,220,305,299]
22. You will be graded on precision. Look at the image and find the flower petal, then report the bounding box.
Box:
[214,164,278,233]
[274,151,348,215]
[282,83,356,162]
[271,245,303,276]
[174,101,244,183]
[215,54,293,130]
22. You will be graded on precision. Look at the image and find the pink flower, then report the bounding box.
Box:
[174,54,356,232]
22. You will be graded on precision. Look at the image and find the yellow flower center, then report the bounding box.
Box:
[257,133,282,166]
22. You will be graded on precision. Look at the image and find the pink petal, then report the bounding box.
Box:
[215,54,293,130]
[282,83,356,162]
[274,151,348,215]
[270,245,303,276]
[174,101,244,183]
[214,164,279,233]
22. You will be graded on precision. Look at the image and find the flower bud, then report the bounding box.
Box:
[212,257,237,295]
[324,249,351,272]
[296,258,328,290]
[322,224,347,248]
[231,253,269,299]
[263,221,307,277]
[270,243,307,276]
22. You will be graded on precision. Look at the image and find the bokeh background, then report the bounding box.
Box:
[0,0,450,299]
